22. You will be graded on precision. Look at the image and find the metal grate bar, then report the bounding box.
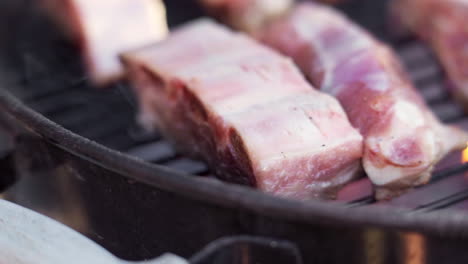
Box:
[163,158,208,175]
[380,172,468,209]
[51,101,127,130]
[127,141,177,163]
[413,190,468,212]
[21,77,85,101]
[419,83,449,104]
[77,116,132,142]
[445,198,468,210]
[126,124,161,144]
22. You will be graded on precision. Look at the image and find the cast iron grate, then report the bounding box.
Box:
[1,0,467,212]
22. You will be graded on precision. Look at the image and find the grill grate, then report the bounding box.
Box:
[1,0,467,212]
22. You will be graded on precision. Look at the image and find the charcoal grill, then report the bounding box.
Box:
[1,0,468,263]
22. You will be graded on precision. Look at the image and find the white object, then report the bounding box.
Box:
[0,199,187,264]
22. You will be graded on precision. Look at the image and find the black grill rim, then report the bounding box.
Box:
[2,88,468,238]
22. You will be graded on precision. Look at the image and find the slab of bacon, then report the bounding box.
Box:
[260,3,468,199]
[392,0,468,112]
[39,0,168,85]
[122,19,363,200]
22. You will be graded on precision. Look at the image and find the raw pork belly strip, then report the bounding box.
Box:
[260,3,468,199]
[392,0,468,111]
[40,0,168,85]
[122,19,363,200]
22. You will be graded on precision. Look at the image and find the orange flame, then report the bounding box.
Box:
[462,143,468,163]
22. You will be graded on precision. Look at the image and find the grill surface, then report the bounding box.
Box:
[3,1,468,263]
[1,0,467,212]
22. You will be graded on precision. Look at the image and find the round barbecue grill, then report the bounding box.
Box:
[1,0,468,263]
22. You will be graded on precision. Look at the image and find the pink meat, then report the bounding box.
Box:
[260,3,468,199]
[198,0,349,34]
[40,0,168,85]
[122,19,363,200]
[392,0,468,111]
[198,0,293,33]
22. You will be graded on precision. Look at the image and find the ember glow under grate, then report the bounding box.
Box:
[462,145,468,163]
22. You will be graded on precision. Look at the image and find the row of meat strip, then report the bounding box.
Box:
[38,0,468,200]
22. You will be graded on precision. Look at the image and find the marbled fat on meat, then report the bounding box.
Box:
[122,19,363,200]
[260,3,468,199]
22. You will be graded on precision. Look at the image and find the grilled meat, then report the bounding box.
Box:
[122,19,363,200]
[392,0,468,112]
[39,0,168,85]
[259,3,468,199]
